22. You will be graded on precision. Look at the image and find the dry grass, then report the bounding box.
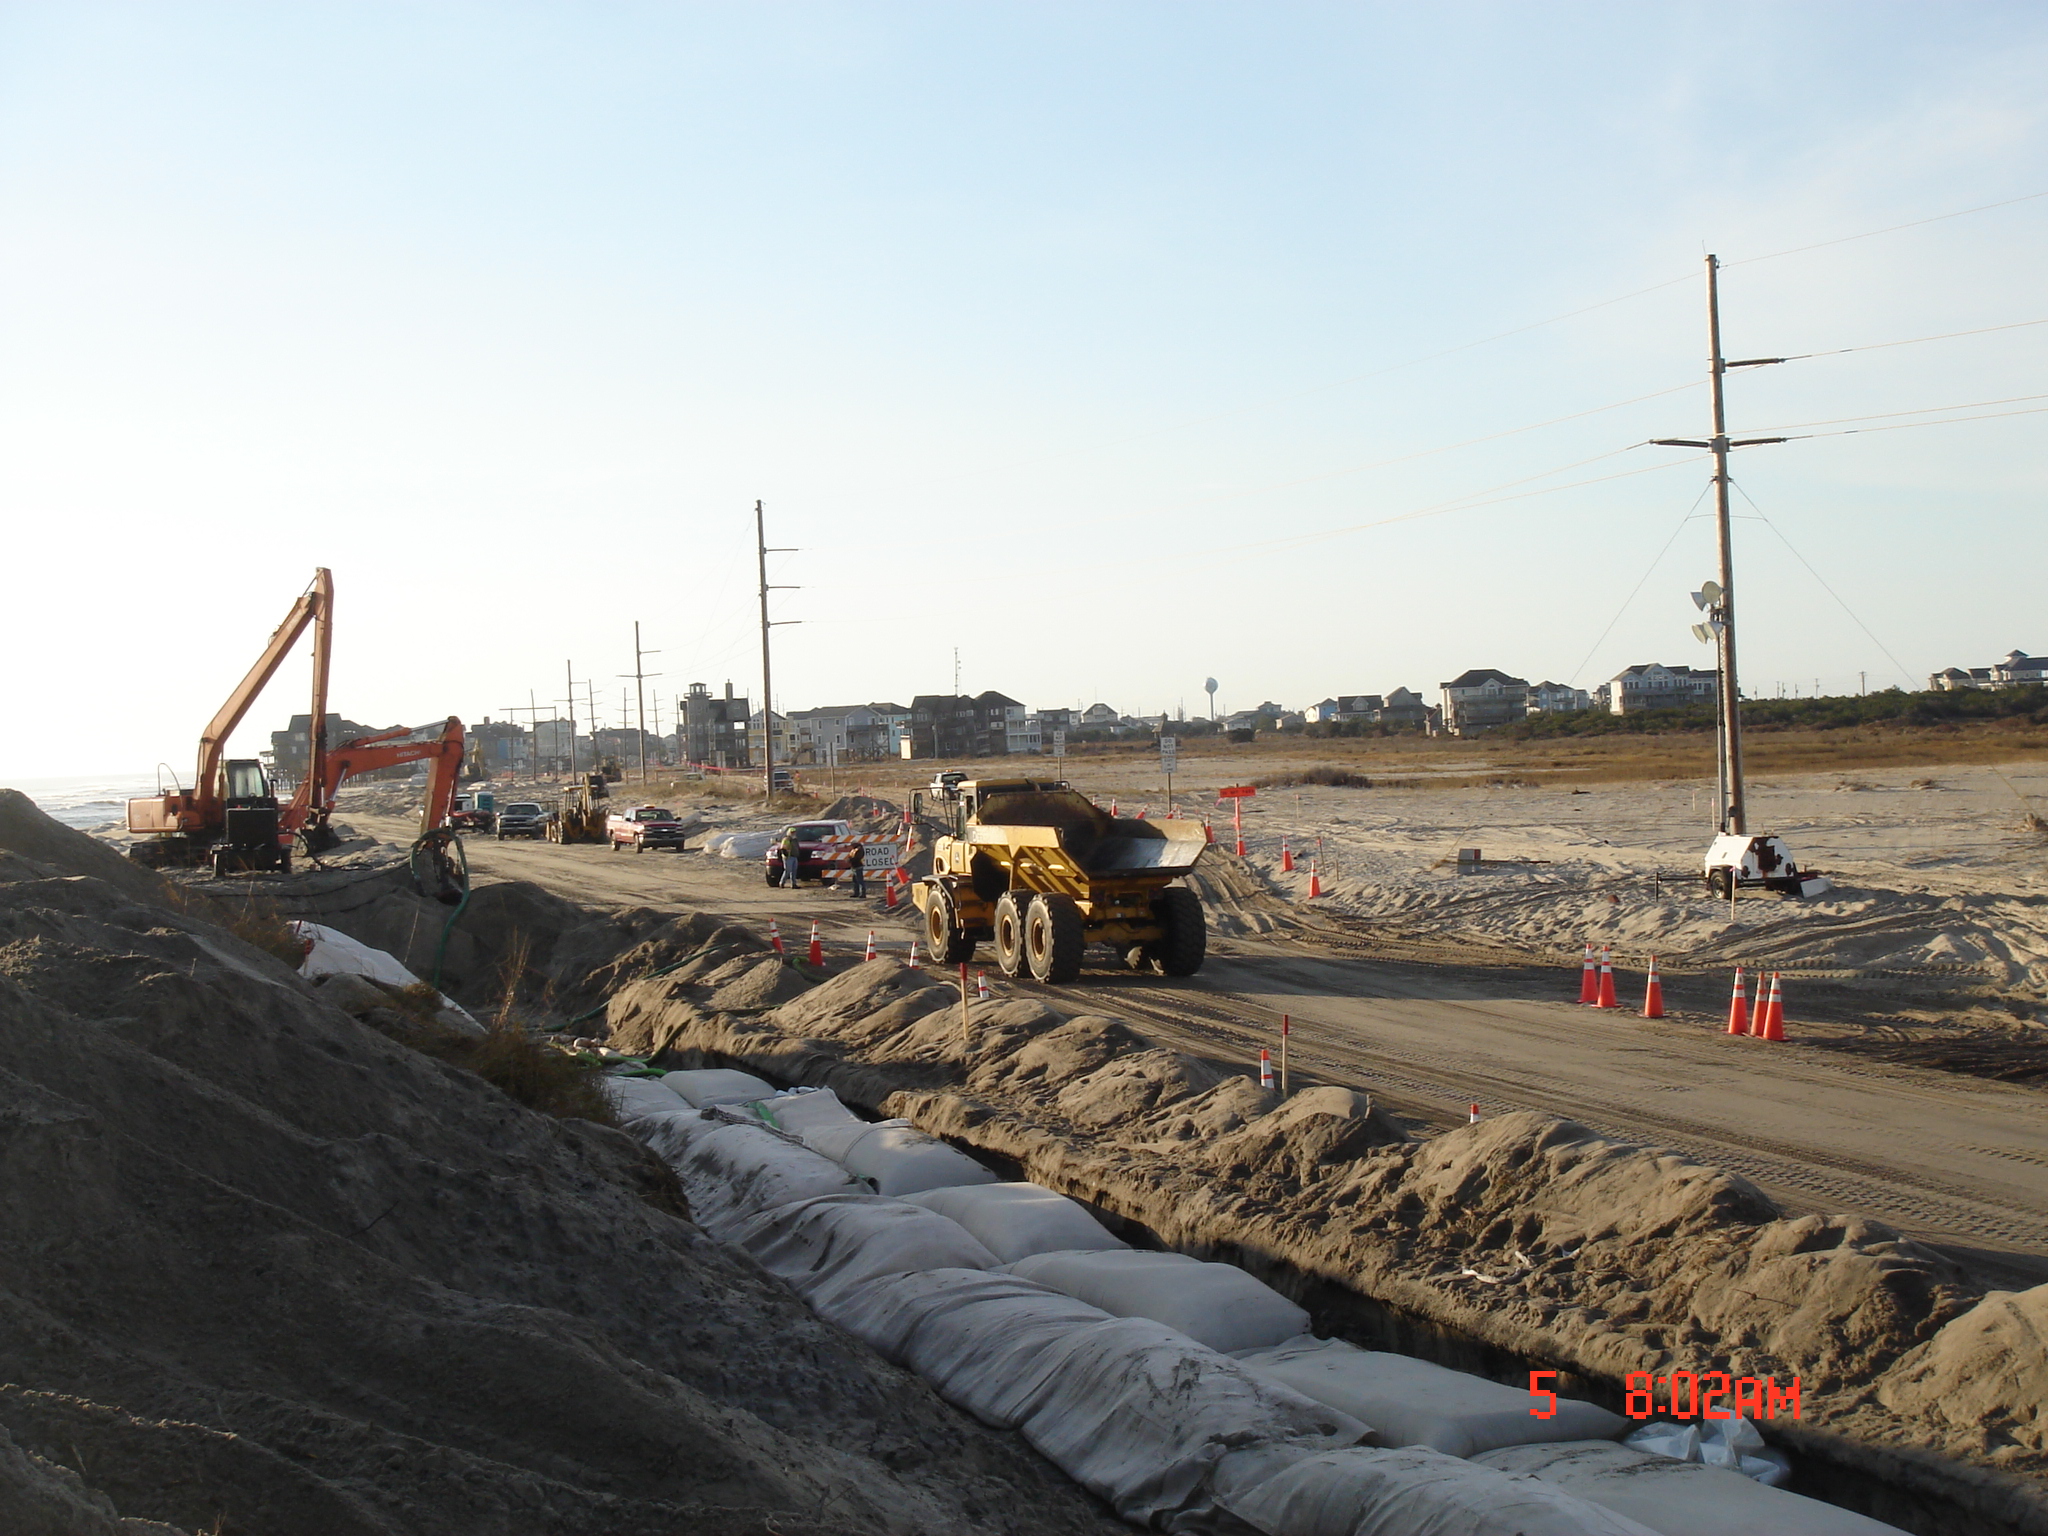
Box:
[360,981,617,1125]
[168,887,308,967]
[1256,767,1375,789]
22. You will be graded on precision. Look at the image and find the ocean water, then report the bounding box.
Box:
[8,773,169,832]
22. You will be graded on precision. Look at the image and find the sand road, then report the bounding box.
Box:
[373,812,2048,1288]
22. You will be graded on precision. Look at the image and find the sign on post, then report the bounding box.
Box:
[1217,785,1257,799]
[1052,729,1066,758]
[1157,735,1177,772]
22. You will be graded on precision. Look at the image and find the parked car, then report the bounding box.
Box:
[607,805,704,853]
[494,802,548,840]
[764,819,853,885]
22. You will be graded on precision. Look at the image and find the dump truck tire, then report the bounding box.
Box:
[1026,893,1084,983]
[994,891,1032,978]
[927,885,976,963]
[1155,887,1205,976]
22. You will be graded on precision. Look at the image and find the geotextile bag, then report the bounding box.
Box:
[1236,1337,1627,1458]
[724,1193,999,1306]
[1003,1249,1309,1354]
[903,1182,1127,1263]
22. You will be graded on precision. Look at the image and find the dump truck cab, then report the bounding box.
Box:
[914,777,1207,983]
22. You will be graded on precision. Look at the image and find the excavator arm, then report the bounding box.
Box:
[287,718,466,844]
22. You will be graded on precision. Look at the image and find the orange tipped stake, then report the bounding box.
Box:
[1725,967,1750,1035]
[1641,955,1665,1019]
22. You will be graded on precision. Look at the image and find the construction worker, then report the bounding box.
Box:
[779,827,801,887]
[847,840,866,898]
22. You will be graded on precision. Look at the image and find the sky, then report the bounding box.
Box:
[1,1,2043,778]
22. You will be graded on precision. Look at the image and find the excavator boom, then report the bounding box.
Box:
[287,718,466,843]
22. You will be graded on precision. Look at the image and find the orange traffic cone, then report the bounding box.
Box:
[1469,1102,1481,1124]
[768,919,784,956]
[1204,820,1215,844]
[864,930,877,962]
[1725,967,1750,1035]
[1110,800,1118,817]
[1641,956,1665,1019]
[1594,947,1619,1009]
[807,921,823,966]
[1308,861,1322,899]
[1138,805,1149,820]
[1755,973,1785,1041]
[884,880,898,909]
[1281,839,1294,872]
[1259,1049,1274,1090]
[906,938,920,970]
[975,971,990,1000]
[1576,943,1598,1004]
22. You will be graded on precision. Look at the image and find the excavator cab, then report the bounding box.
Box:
[213,757,290,878]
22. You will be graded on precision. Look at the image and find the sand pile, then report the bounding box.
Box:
[0,799,1124,1535]
[604,947,2048,1530]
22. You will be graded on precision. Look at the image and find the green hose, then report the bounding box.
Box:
[409,829,471,994]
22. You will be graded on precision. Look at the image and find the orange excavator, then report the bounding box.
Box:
[127,568,466,883]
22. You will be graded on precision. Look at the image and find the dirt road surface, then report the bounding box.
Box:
[365,811,2048,1289]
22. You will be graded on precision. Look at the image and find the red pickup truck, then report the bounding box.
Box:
[606,806,703,853]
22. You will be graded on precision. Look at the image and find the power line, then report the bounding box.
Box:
[1565,483,1714,688]
[1727,479,1916,687]
[1791,315,2048,361]
[1725,189,2048,268]
[1785,404,2048,441]
[1103,378,1703,524]
[1746,392,2048,433]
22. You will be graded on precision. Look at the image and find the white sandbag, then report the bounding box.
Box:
[1624,1417,1790,1485]
[904,1182,1127,1263]
[724,1193,999,1307]
[1220,1445,1661,1536]
[661,1067,776,1107]
[754,1086,863,1141]
[631,1107,721,1165]
[289,920,478,1025]
[1473,1440,1910,1536]
[602,1074,690,1122]
[806,1120,1001,1198]
[1236,1337,1628,1458]
[1015,1315,1369,1528]
[715,830,777,859]
[670,1121,868,1237]
[1003,1249,1309,1354]
[813,1266,1111,1387]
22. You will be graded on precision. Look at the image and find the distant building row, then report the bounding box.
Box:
[1929,650,2045,692]
[1434,663,1717,735]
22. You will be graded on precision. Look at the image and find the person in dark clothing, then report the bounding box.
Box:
[847,840,866,898]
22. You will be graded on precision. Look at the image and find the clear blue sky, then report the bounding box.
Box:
[2,2,2042,775]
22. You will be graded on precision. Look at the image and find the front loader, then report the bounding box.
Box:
[912,777,1208,984]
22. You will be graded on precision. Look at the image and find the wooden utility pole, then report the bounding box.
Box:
[563,661,579,775]
[1652,254,1787,836]
[756,501,799,803]
[620,623,661,785]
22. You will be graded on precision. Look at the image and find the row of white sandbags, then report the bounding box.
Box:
[604,1075,1904,1536]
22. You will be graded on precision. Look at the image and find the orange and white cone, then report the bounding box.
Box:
[1755,973,1785,1041]
[807,921,823,966]
[864,930,877,962]
[1594,947,1619,1009]
[768,919,784,956]
[906,938,920,969]
[1641,956,1665,1019]
[1204,820,1215,844]
[1137,805,1149,820]
[1259,1049,1274,1090]
[1577,943,1598,1004]
[1110,799,1118,817]
[884,877,898,909]
[1308,861,1323,899]
[975,971,990,1000]
[1281,839,1294,872]
[1725,967,1750,1035]
[1469,1102,1481,1124]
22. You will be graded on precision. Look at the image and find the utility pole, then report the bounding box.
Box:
[1652,254,1787,836]
[620,623,661,785]
[756,501,800,802]
[563,661,579,775]
[500,694,545,778]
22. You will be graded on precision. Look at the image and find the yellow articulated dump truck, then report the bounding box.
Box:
[913,775,1207,983]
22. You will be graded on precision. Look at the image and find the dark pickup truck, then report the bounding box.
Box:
[494,802,548,840]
